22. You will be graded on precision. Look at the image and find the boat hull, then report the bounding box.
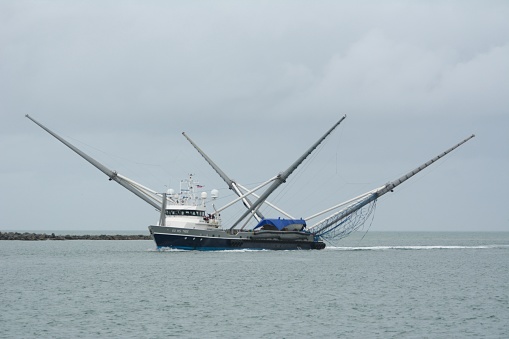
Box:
[149,226,325,251]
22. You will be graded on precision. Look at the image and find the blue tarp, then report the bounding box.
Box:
[254,218,306,231]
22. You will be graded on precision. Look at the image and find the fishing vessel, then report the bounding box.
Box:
[27,115,474,250]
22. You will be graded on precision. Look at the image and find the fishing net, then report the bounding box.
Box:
[313,196,377,243]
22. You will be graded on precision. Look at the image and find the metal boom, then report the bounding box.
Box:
[182,132,264,221]
[26,115,162,210]
[311,134,475,237]
[230,114,347,230]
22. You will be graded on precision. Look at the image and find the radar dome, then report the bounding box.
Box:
[211,189,219,199]
[201,192,208,199]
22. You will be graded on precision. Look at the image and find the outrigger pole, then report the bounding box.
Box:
[229,114,347,231]
[310,133,476,238]
[182,132,264,222]
[184,132,297,220]
[26,115,162,210]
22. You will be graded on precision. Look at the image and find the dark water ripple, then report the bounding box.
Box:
[1,232,508,338]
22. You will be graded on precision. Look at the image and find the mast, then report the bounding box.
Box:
[159,193,168,226]
[182,132,264,221]
[230,114,347,231]
[310,134,475,236]
[26,115,162,210]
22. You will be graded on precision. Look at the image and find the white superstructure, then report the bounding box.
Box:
[157,174,221,230]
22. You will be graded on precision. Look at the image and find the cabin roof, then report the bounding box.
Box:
[167,205,204,210]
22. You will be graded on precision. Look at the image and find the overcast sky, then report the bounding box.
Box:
[1,1,508,232]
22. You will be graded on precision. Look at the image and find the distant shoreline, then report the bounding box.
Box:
[0,232,151,241]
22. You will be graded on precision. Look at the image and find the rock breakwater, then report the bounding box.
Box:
[0,232,152,240]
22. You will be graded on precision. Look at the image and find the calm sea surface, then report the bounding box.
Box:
[1,232,508,338]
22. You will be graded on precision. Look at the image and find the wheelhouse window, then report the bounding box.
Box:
[166,210,205,217]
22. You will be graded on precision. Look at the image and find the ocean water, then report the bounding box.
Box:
[1,232,508,338]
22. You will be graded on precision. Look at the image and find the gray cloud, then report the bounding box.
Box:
[1,1,507,232]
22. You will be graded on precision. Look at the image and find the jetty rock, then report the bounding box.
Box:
[0,232,151,241]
